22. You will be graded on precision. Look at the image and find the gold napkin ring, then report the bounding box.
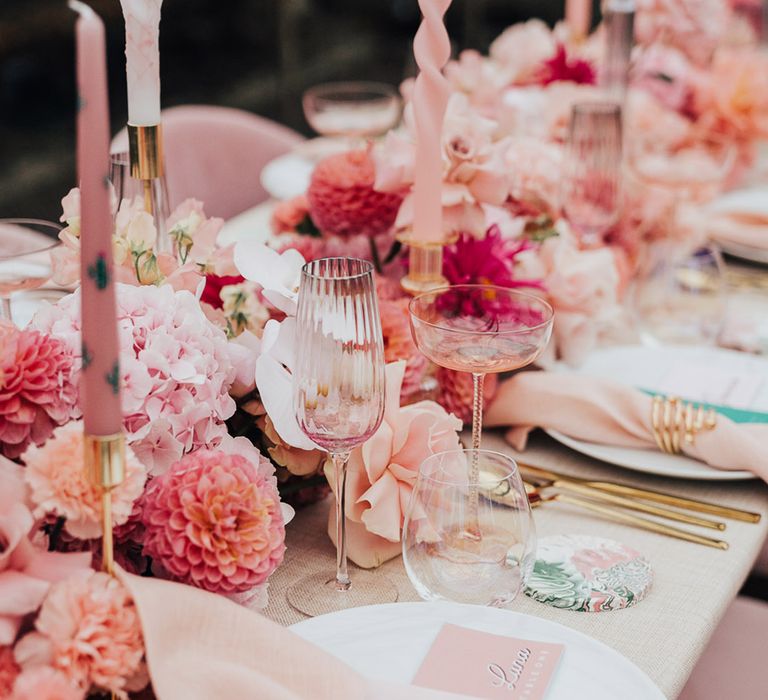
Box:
[651,396,717,455]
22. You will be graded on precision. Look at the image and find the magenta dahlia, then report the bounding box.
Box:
[307,149,403,238]
[141,449,286,594]
[436,368,499,425]
[0,323,78,459]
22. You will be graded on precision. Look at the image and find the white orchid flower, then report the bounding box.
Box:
[233,241,305,315]
[255,318,318,450]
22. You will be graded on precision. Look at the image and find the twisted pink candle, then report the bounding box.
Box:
[412,0,452,243]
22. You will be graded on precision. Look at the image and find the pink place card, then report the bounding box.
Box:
[412,624,564,700]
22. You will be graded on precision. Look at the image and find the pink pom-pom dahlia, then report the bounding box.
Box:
[307,149,403,238]
[141,450,286,594]
[0,323,78,459]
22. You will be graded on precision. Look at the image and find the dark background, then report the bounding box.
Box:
[0,0,592,221]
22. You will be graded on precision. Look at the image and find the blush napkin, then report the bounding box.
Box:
[484,372,768,480]
[117,568,471,700]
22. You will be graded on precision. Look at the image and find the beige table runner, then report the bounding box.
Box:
[263,431,768,699]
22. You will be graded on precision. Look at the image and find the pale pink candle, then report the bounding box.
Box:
[70,1,123,436]
[412,0,452,243]
[119,0,163,126]
[566,0,593,39]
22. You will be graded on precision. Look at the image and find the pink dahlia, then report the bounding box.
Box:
[0,646,20,697]
[443,226,543,290]
[23,421,147,540]
[436,368,499,424]
[14,571,146,697]
[379,297,428,400]
[10,667,84,700]
[307,149,403,238]
[0,323,78,459]
[141,449,286,593]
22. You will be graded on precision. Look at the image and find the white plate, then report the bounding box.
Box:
[707,188,768,264]
[291,602,665,700]
[259,153,315,200]
[547,345,764,480]
[719,239,768,265]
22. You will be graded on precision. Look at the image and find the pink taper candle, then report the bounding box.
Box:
[566,0,593,39]
[412,0,452,243]
[70,0,123,436]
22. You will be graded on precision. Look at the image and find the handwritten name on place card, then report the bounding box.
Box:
[412,624,564,699]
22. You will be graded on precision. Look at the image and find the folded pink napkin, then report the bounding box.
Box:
[117,568,470,700]
[484,373,768,480]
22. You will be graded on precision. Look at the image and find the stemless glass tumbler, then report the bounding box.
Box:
[287,257,397,616]
[403,449,536,607]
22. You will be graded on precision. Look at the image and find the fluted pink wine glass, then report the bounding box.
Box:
[0,219,61,322]
[287,257,396,616]
[409,285,553,535]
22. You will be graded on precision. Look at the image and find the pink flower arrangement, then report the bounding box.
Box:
[535,44,596,86]
[0,645,20,696]
[436,368,499,424]
[379,297,428,400]
[307,149,403,238]
[0,323,79,459]
[9,666,84,700]
[0,457,91,646]
[443,226,543,289]
[32,284,239,475]
[271,194,312,234]
[331,362,463,544]
[141,449,285,594]
[22,421,147,539]
[14,571,146,697]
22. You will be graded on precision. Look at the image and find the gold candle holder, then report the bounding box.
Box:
[398,232,454,295]
[85,433,126,576]
[127,123,170,253]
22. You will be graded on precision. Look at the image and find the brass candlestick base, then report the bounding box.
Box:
[85,433,126,576]
[127,123,170,253]
[398,232,455,295]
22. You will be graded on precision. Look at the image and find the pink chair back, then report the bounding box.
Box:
[112,105,304,220]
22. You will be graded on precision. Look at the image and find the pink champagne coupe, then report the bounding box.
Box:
[287,257,397,616]
[409,285,553,534]
[0,220,61,322]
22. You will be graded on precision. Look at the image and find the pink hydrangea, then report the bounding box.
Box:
[141,449,286,594]
[32,284,239,475]
[0,323,79,459]
[307,149,403,238]
[14,571,146,697]
[22,421,147,539]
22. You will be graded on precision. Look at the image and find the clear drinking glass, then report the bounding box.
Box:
[0,219,61,322]
[631,244,728,346]
[562,102,623,247]
[302,81,402,142]
[403,449,536,606]
[287,257,396,616]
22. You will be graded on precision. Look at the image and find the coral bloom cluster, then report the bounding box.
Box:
[0,322,79,459]
[141,450,286,594]
[32,284,239,475]
[14,571,146,698]
[307,149,403,238]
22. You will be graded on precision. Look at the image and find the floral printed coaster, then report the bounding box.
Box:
[524,534,653,612]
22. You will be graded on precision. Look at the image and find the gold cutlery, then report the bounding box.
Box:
[519,463,762,524]
[522,481,729,550]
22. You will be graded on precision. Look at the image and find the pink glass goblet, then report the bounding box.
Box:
[409,285,553,535]
[287,257,397,616]
[0,219,61,322]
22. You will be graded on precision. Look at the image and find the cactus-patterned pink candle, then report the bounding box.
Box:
[412,0,452,243]
[566,0,592,39]
[70,1,122,436]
